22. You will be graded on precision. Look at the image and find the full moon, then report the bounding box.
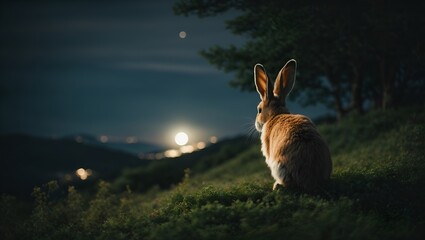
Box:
[175,132,189,146]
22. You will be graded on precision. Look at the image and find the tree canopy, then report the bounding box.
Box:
[174,0,425,118]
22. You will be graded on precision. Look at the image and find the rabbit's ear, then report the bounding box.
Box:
[274,59,297,103]
[254,64,273,101]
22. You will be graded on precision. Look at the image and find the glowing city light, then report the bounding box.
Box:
[99,135,109,143]
[196,141,206,149]
[75,168,93,180]
[164,149,181,158]
[180,145,195,154]
[210,136,218,144]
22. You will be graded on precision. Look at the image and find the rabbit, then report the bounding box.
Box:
[254,59,332,192]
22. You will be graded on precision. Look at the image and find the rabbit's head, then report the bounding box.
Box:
[254,59,297,132]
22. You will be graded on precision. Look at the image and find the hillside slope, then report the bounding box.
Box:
[2,105,425,240]
[0,135,149,197]
[112,136,256,192]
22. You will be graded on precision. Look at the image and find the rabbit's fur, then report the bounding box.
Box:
[254,59,332,192]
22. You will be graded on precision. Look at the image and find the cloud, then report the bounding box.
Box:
[116,61,220,75]
[61,47,199,61]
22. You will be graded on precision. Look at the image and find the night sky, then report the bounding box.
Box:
[1,1,326,147]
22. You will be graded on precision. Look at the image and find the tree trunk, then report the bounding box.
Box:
[379,59,396,110]
[327,71,347,120]
[350,63,364,114]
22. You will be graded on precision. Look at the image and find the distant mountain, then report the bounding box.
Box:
[61,134,164,156]
[0,134,151,197]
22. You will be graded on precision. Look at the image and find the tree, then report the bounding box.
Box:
[174,0,425,118]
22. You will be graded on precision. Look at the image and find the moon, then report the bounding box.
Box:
[179,31,186,39]
[175,132,189,146]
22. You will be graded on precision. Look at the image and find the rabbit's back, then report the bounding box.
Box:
[261,114,332,191]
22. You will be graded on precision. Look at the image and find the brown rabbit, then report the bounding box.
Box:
[254,59,332,192]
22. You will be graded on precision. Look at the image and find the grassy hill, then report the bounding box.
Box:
[112,135,256,193]
[0,135,150,197]
[1,105,425,240]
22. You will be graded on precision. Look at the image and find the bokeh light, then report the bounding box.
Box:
[164,149,181,158]
[196,141,206,149]
[75,168,92,180]
[99,135,109,143]
[180,145,194,153]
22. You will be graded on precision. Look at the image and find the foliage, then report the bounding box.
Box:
[173,0,425,117]
[1,105,425,239]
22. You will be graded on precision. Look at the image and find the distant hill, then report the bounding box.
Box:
[61,134,164,156]
[0,134,151,197]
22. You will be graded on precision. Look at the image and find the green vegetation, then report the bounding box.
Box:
[1,106,425,239]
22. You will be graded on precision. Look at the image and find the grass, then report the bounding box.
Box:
[1,105,425,240]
